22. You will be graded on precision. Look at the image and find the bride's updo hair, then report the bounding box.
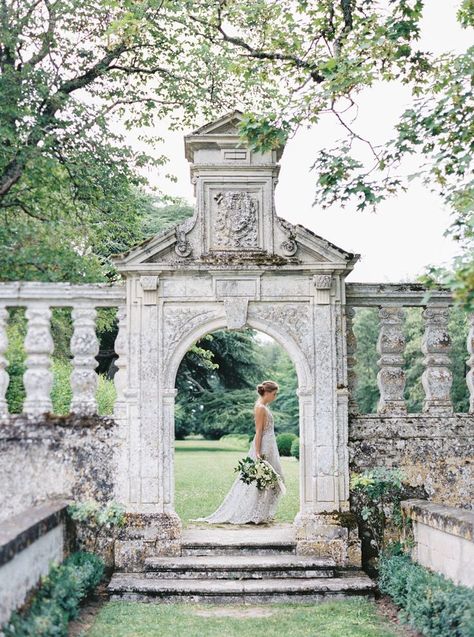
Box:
[256,380,279,396]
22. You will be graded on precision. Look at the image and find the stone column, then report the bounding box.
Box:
[467,313,474,413]
[70,306,99,415]
[377,306,407,415]
[23,305,54,416]
[421,306,453,414]
[345,306,359,415]
[0,307,9,417]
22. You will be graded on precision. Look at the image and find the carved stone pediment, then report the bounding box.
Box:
[111,111,359,274]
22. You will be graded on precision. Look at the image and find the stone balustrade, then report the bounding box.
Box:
[0,280,471,419]
[345,283,471,415]
[0,282,125,418]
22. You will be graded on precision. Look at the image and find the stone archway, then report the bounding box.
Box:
[111,110,360,570]
[165,315,312,523]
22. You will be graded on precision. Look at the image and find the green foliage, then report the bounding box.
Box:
[290,436,300,460]
[68,501,125,557]
[219,433,250,449]
[352,308,379,414]
[96,374,117,416]
[276,432,298,456]
[350,468,405,554]
[379,552,474,637]
[5,311,26,413]
[2,552,104,637]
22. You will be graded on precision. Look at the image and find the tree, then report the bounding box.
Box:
[178,1,472,308]
[0,0,244,283]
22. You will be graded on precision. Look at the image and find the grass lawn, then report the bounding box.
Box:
[87,600,403,637]
[174,438,300,526]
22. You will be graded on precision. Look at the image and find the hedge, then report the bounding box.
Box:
[276,432,297,456]
[2,552,104,637]
[379,552,474,637]
[290,437,299,459]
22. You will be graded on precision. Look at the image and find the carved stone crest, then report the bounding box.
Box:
[213,191,258,249]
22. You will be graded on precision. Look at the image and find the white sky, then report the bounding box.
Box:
[124,3,471,283]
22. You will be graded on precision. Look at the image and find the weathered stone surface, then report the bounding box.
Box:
[349,414,473,508]
[402,500,474,587]
[115,513,182,571]
[0,414,116,523]
[0,502,67,626]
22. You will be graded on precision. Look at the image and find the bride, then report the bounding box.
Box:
[192,380,286,525]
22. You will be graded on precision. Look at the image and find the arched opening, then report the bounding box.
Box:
[170,326,303,527]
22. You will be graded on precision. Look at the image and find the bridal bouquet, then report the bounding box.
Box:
[234,456,286,494]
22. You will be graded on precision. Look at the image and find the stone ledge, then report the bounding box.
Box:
[0,413,116,433]
[0,501,69,568]
[349,414,474,440]
[402,499,474,542]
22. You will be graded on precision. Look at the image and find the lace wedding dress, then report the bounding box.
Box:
[191,404,286,524]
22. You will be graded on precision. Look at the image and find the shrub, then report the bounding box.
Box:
[220,433,250,449]
[350,467,405,554]
[290,437,300,459]
[276,432,297,456]
[2,552,104,637]
[379,551,474,637]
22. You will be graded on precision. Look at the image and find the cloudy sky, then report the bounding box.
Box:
[127,3,470,283]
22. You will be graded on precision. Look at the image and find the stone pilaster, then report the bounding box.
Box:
[377,306,407,415]
[70,306,99,415]
[0,307,9,417]
[113,305,128,418]
[421,306,453,414]
[23,305,54,416]
[467,313,474,413]
[345,306,359,415]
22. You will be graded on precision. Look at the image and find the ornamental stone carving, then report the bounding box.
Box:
[213,191,258,250]
[0,307,9,416]
[162,307,220,372]
[175,229,192,258]
[314,275,333,304]
[23,306,54,416]
[70,307,99,415]
[421,306,453,414]
[376,307,407,415]
[248,303,312,359]
[140,276,159,305]
[467,313,474,413]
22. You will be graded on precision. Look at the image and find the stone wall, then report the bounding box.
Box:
[0,502,68,627]
[0,415,116,523]
[349,414,473,509]
[402,500,474,587]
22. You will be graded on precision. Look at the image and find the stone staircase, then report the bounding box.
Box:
[108,525,375,603]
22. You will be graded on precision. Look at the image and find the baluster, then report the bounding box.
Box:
[0,306,9,417]
[345,306,359,414]
[421,305,453,414]
[23,305,54,416]
[113,305,128,419]
[377,306,407,415]
[70,306,99,415]
[466,313,474,413]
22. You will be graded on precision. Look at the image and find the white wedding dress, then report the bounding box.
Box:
[191,404,285,524]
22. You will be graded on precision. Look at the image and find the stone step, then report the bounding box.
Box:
[108,572,376,604]
[143,554,336,579]
[181,540,296,556]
